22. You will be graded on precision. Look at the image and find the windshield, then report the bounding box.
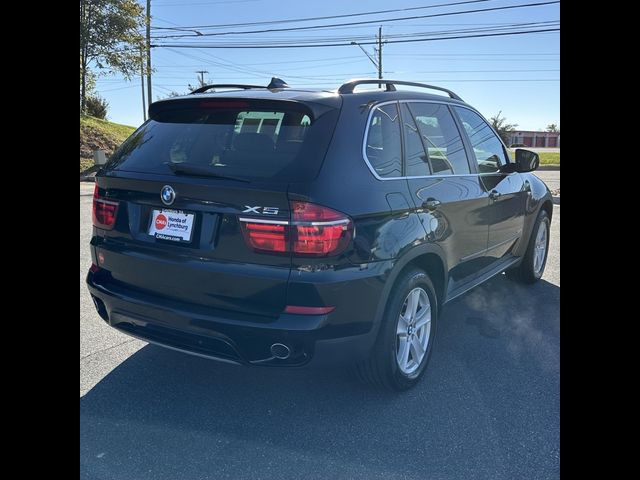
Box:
[105,100,339,182]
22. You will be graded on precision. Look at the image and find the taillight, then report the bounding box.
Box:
[239,202,353,256]
[240,221,288,253]
[290,202,353,256]
[92,184,119,230]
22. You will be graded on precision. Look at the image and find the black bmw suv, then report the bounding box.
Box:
[86,78,553,390]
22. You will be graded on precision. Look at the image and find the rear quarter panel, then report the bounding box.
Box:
[288,96,426,266]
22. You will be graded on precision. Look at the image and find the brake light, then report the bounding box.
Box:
[198,101,249,109]
[239,202,353,256]
[92,184,119,230]
[291,202,353,256]
[240,221,288,252]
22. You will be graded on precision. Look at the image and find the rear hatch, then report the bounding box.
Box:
[92,95,340,318]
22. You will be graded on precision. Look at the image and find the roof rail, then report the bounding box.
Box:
[190,77,289,94]
[337,78,463,101]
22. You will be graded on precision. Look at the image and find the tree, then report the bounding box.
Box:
[489,111,518,144]
[80,67,97,99]
[80,0,146,114]
[86,95,109,119]
[546,123,559,133]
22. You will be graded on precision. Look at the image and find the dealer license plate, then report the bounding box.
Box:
[148,209,195,243]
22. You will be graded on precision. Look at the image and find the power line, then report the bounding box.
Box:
[155,27,560,49]
[386,52,559,56]
[152,56,364,67]
[147,68,559,79]
[151,0,491,31]
[151,69,559,78]
[151,1,559,39]
[100,85,139,92]
[166,48,268,78]
[154,0,258,6]
[153,21,559,45]
[151,15,182,27]
[150,58,559,71]
[152,79,560,88]
[150,53,559,69]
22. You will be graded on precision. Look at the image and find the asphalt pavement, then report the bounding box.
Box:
[80,185,559,480]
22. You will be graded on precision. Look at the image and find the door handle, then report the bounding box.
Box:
[489,190,501,201]
[422,198,441,211]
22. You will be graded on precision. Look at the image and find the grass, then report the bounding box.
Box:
[538,152,560,166]
[80,158,94,173]
[508,150,560,167]
[80,115,136,141]
[80,116,136,173]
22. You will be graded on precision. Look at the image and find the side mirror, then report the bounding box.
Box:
[514,149,540,172]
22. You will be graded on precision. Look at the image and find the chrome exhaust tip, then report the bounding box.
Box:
[270,343,291,360]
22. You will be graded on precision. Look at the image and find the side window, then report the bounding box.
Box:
[453,107,507,173]
[400,104,430,176]
[365,103,402,178]
[407,102,470,175]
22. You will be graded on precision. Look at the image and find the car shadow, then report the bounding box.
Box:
[80,274,559,480]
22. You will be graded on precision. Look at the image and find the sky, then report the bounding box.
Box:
[94,0,560,131]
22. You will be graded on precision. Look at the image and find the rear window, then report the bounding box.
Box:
[106,99,339,182]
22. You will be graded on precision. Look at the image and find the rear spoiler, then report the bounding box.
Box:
[148,96,341,121]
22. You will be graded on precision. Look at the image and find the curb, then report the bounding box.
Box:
[552,196,560,205]
[538,165,560,171]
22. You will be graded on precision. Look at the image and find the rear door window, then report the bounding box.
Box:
[400,103,431,177]
[106,100,338,182]
[407,102,471,175]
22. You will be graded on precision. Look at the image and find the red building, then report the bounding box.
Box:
[508,131,560,148]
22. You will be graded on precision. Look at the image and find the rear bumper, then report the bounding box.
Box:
[86,260,392,367]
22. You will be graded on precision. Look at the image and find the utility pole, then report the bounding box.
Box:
[377,26,383,86]
[80,0,86,113]
[140,47,147,121]
[146,0,152,106]
[350,32,382,88]
[196,70,209,87]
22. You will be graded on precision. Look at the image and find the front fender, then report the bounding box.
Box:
[515,173,553,257]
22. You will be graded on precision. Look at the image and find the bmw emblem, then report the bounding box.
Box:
[160,185,176,206]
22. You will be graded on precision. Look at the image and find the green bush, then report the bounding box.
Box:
[86,95,109,119]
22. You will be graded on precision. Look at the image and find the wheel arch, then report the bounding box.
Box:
[368,244,448,345]
[541,199,553,220]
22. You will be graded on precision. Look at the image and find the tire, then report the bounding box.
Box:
[354,268,438,391]
[506,209,550,284]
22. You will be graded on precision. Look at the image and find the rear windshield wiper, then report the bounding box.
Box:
[168,163,250,182]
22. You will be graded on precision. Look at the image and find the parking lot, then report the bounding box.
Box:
[534,170,560,193]
[80,182,559,479]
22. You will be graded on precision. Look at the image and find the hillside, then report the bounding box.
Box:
[80,116,136,172]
